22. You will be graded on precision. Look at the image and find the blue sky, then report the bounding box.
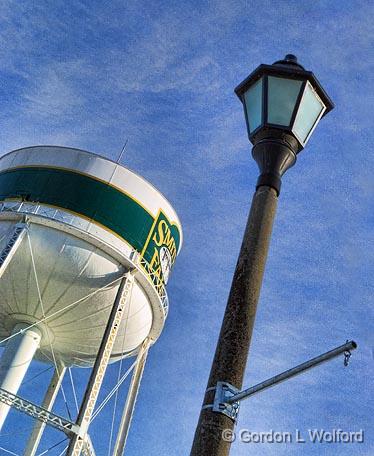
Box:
[0,0,373,455]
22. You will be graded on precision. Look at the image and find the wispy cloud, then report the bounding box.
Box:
[0,0,372,455]
[22,61,85,117]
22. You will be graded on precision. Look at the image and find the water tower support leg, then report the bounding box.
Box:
[66,272,135,456]
[112,338,150,456]
[24,362,66,456]
[0,323,41,430]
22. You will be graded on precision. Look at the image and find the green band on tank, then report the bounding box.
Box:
[0,167,181,267]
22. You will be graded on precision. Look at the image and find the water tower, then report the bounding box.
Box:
[0,146,182,455]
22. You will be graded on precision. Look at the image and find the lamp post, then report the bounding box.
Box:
[190,54,334,456]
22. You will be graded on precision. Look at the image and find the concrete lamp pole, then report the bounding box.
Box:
[190,55,334,456]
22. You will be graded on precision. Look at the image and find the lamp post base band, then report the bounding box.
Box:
[256,173,282,195]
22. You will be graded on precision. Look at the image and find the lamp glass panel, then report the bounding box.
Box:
[293,82,325,143]
[244,77,263,132]
[267,76,303,126]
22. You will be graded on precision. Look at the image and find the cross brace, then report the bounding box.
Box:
[0,387,78,435]
[0,387,97,455]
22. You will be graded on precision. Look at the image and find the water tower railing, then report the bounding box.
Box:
[0,200,169,317]
[136,255,169,316]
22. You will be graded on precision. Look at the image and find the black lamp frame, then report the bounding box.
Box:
[234,58,334,195]
[235,63,334,150]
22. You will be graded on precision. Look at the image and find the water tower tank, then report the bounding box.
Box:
[0,146,182,438]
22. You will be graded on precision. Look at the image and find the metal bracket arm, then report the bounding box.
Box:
[210,340,357,419]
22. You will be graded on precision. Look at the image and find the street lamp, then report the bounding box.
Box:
[235,53,334,194]
[190,55,334,456]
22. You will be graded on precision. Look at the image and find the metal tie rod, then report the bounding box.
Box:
[227,340,357,404]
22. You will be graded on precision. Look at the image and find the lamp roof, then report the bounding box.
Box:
[235,54,334,117]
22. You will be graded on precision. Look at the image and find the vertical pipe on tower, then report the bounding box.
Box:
[0,323,41,430]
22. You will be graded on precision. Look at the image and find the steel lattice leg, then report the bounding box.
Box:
[112,338,150,456]
[66,272,135,456]
[0,221,28,278]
